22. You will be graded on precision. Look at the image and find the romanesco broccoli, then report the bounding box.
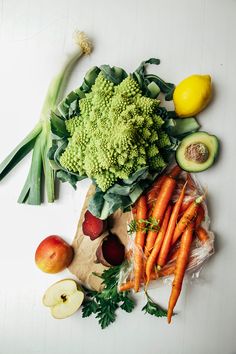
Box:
[60,72,171,191]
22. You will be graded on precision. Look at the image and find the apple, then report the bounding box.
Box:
[35,235,74,273]
[43,279,84,319]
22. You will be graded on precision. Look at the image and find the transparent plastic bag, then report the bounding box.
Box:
[118,165,215,291]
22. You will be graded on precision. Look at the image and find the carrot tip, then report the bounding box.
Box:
[167,311,172,323]
[157,265,162,271]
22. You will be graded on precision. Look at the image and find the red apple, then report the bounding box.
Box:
[35,235,74,273]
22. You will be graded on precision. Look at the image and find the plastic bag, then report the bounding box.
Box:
[118,165,215,291]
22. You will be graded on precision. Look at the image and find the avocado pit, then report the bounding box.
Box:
[184,142,209,164]
[176,131,219,172]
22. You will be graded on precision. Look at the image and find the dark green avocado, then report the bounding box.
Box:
[176,131,219,172]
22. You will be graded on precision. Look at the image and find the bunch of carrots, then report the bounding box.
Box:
[120,165,209,323]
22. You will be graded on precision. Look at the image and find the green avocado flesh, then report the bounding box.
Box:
[176,131,219,172]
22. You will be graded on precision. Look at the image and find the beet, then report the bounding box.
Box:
[101,234,125,266]
[82,210,106,240]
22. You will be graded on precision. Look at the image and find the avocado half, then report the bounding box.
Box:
[176,131,219,172]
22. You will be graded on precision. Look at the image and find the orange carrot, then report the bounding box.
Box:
[159,263,176,277]
[147,175,166,205]
[196,226,209,244]
[179,200,192,214]
[167,247,180,263]
[167,205,204,262]
[171,195,205,246]
[119,281,135,292]
[133,195,148,292]
[167,222,194,323]
[146,165,181,208]
[144,169,181,257]
[195,205,205,228]
[168,165,182,178]
[157,182,187,268]
[146,205,172,284]
[119,263,176,292]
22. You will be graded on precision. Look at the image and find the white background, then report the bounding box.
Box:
[0,0,235,353]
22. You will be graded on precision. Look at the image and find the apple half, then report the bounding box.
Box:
[43,279,84,319]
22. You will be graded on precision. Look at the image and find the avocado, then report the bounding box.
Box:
[176,131,219,172]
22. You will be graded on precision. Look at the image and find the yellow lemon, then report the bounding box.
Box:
[173,74,212,117]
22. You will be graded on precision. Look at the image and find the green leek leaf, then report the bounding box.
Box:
[0,123,42,181]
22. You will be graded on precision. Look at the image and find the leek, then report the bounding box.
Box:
[0,31,92,205]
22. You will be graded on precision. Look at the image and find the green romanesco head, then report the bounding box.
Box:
[60,72,171,191]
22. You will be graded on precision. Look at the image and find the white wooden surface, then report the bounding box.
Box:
[0,0,236,353]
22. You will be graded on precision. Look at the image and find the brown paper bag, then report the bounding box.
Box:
[68,185,132,291]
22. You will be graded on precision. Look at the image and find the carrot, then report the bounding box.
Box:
[157,181,187,268]
[196,226,209,244]
[145,205,172,284]
[167,205,204,262]
[133,195,148,292]
[119,280,136,292]
[179,200,192,214]
[159,263,176,277]
[119,263,176,292]
[167,247,180,263]
[147,175,166,206]
[167,222,194,323]
[144,168,181,257]
[168,165,182,178]
[171,195,205,246]
[195,205,205,228]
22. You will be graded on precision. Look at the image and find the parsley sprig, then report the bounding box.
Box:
[82,265,135,329]
[142,291,167,318]
[128,217,160,235]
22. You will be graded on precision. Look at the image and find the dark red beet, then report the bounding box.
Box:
[101,234,125,266]
[82,210,106,240]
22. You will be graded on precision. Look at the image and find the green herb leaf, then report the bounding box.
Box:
[82,264,135,329]
[128,217,160,234]
[142,292,167,318]
[127,219,137,235]
[95,300,118,329]
[120,294,135,313]
[139,216,160,232]
[82,299,98,317]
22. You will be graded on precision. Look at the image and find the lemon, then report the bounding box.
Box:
[173,74,212,117]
